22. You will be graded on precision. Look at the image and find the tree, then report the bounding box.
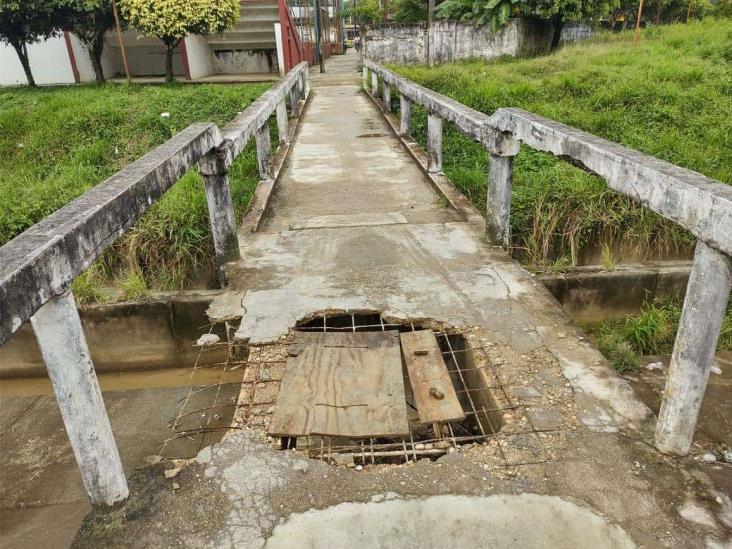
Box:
[394,0,429,22]
[57,0,120,83]
[436,0,617,48]
[120,0,239,82]
[533,0,618,48]
[0,0,58,87]
[344,0,381,55]
[437,0,525,30]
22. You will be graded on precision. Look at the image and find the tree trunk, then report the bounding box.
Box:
[12,41,36,87]
[165,42,175,83]
[654,0,663,23]
[89,30,106,84]
[360,25,367,57]
[550,14,563,50]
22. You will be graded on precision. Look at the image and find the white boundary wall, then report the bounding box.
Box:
[0,35,76,86]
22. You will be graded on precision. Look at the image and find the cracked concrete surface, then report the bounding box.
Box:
[73,51,731,548]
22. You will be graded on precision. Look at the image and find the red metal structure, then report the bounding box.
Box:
[277,0,308,72]
[241,0,342,72]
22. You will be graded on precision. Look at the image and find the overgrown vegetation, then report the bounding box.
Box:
[590,298,732,372]
[0,81,271,301]
[394,20,731,271]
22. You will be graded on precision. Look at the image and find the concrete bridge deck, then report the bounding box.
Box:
[72,52,732,548]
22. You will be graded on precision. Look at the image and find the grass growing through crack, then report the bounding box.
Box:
[393,20,732,271]
[0,81,272,300]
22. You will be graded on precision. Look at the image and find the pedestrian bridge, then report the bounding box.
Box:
[0,50,730,520]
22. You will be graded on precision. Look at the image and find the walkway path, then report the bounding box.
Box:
[74,52,731,548]
[209,50,644,429]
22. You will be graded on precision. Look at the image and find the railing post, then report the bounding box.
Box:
[200,164,241,286]
[303,68,310,97]
[371,71,379,97]
[363,66,368,89]
[654,241,732,455]
[30,290,129,507]
[427,113,442,173]
[276,99,289,145]
[399,95,412,136]
[288,85,300,114]
[382,81,391,113]
[486,154,515,248]
[255,123,273,180]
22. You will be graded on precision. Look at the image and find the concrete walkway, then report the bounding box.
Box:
[72,51,732,548]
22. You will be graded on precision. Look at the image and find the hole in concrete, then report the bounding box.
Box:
[288,312,504,465]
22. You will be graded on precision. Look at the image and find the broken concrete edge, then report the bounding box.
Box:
[0,124,224,348]
[365,60,732,258]
[238,84,313,236]
[0,289,225,378]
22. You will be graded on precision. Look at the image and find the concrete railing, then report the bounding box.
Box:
[363,59,732,458]
[0,61,309,507]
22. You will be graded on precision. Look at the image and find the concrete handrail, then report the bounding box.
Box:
[363,60,732,255]
[0,61,310,348]
[363,59,731,459]
[0,62,310,507]
[0,124,223,347]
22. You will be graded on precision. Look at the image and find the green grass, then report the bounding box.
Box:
[0,81,272,298]
[589,298,732,373]
[392,19,732,270]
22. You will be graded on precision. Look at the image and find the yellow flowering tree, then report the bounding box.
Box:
[120,0,239,82]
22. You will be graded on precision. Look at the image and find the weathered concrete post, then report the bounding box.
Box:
[363,66,369,89]
[276,99,289,145]
[399,95,412,136]
[201,173,240,286]
[288,86,300,115]
[372,72,379,97]
[654,241,732,455]
[486,154,515,247]
[427,113,442,173]
[382,82,391,112]
[30,290,129,507]
[302,68,310,97]
[255,123,273,180]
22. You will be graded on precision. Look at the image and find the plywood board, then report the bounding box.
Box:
[400,330,465,424]
[269,331,409,438]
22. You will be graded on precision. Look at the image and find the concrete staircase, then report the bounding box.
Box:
[102,2,284,77]
[206,2,279,51]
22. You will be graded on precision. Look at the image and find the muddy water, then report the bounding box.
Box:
[0,366,245,398]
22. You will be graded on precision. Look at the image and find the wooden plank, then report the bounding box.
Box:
[400,330,465,424]
[269,331,409,438]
